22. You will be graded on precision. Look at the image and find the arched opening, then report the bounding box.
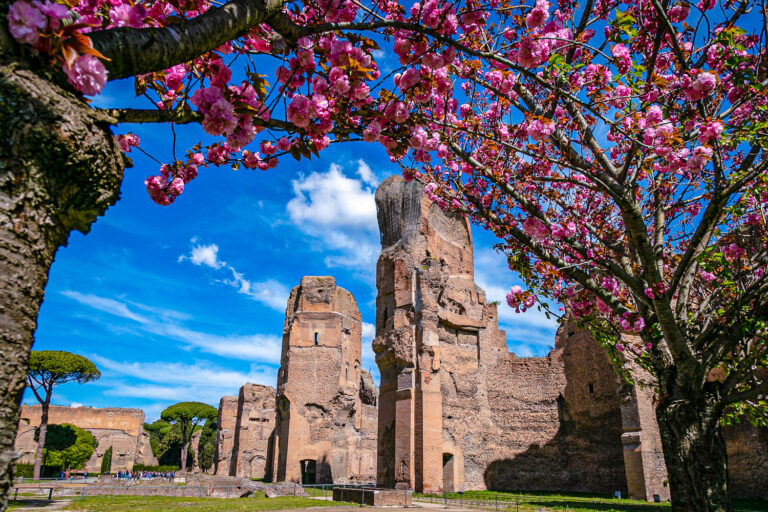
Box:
[300,459,317,485]
[443,453,455,492]
[314,332,319,345]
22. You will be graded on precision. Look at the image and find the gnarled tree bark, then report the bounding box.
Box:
[0,65,125,510]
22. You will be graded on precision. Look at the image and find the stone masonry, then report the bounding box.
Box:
[14,404,156,472]
[232,383,277,479]
[272,276,378,484]
[372,175,767,500]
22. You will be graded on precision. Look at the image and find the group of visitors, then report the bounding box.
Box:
[59,471,87,480]
[113,470,175,481]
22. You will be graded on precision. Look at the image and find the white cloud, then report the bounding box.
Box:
[91,357,279,418]
[62,291,282,363]
[188,243,224,269]
[287,162,378,230]
[179,241,289,312]
[285,161,380,276]
[70,402,83,408]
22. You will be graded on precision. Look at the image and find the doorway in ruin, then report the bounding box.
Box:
[443,453,455,492]
[300,459,317,485]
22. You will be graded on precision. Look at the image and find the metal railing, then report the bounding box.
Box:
[414,491,669,512]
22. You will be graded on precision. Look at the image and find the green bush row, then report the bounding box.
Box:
[132,464,179,472]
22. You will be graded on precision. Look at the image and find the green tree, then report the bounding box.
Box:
[144,420,171,459]
[42,424,97,471]
[100,446,112,474]
[26,351,100,480]
[197,419,217,473]
[160,402,216,472]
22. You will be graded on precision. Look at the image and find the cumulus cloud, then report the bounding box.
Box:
[187,243,224,268]
[473,248,560,357]
[62,291,282,363]
[179,241,289,312]
[286,161,380,275]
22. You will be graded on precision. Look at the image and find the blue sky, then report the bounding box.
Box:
[27,78,560,424]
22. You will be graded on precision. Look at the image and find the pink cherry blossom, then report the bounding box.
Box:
[117,133,140,152]
[723,243,745,261]
[685,72,717,101]
[526,119,555,141]
[63,54,108,96]
[525,0,549,29]
[8,1,46,46]
[668,4,689,22]
[699,120,723,144]
[522,217,550,239]
[517,37,550,68]
[287,94,312,128]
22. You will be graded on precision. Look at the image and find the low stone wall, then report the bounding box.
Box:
[332,487,412,506]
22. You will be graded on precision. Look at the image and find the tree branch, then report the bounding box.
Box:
[90,0,296,79]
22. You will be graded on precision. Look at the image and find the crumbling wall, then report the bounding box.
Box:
[274,276,377,484]
[371,175,767,500]
[15,405,146,472]
[214,396,239,476]
[373,176,627,494]
[232,384,276,479]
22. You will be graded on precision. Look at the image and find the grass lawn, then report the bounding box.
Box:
[414,490,768,512]
[6,495,354,512]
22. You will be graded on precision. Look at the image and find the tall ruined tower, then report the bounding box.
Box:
[373,176,509,492]
[373,176,632,495]
[273,276,378,484]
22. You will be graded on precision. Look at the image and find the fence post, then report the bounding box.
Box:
[226,486,230,499]
[199,486,203,498]
[360,488,364,508]
[13,489,17,501]
[47,487,53,502]
[113,487,116,501]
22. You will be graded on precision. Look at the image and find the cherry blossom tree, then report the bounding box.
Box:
[390,1,766,511]
[0,0,765,509]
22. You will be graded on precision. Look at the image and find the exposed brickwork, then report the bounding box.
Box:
[14,405,153,471]
[273,276,377,484]
[232,383,276,479]
[214,396,239,476]
[371,175,766,501]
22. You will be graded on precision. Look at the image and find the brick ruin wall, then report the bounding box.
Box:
[15,405,156,472]
[212,277,379,483]
[372,175,768,500]
[272,276,377,484]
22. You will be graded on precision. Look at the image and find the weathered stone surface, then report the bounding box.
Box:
[232,384,276,479]
[372,175,767,501]
[273,276,377,484]
[14,405,149,472]
[214,396,239,476]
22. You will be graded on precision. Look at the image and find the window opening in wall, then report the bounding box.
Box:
[314,332,319,345]
[588,382,594,395]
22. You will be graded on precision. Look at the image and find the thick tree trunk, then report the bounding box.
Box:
[180,443,188,473]
[0,64,125,511]
[656,393,731,512]
[32,404,48,480]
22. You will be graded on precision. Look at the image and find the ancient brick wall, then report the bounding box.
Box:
[372,175,767,501]
[273,276,377,484]
[232,383,276,479]
[15,405,147,472]
[214,396,239,476]
[723,421,768,499]
[373,176,633,495]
